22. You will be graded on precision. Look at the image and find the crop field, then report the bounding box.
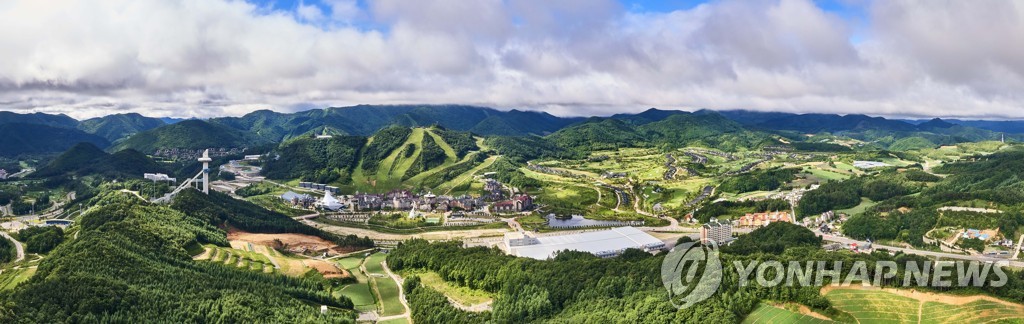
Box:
[742,304,832,324]
[824,287,1024,324]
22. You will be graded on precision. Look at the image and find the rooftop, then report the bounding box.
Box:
[508,226,664,260]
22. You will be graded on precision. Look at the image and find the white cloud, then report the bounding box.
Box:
[0,0,1022,120]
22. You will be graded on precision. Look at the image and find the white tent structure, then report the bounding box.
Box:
[319,191,343,211]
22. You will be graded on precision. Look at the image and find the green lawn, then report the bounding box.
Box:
[835,198,878,216]
[373,275,405,316]
[334,255,377,312]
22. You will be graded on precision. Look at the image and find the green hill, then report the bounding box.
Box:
[209,105,582,142]
[0,123,110,157]
[547,118,647,151]
[78,113,166,142]
[261,126,488,192]
[112,120,261,153]
[0,111,79,128]
[32,143,169,179]
[3,190,360,322]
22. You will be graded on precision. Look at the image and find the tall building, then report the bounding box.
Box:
[701,218,732,245]
[198,149,212,194]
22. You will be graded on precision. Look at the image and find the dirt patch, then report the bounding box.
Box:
[227,228,357,256]
[304,260,350,279]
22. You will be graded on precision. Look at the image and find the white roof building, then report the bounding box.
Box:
[506,227,665,260]
[319,191,343,211]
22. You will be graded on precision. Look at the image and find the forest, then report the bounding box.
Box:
[14,226,64,254]
[718,168,799,193]
[260,135,366,184]
[1,191,356,323]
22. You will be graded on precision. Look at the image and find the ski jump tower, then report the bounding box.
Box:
[198,149,212,194]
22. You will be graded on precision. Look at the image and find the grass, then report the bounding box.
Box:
[0,266,37,291]
[437,154,498,195]
[824,288,1024,324]
[334,255,377,312]
[835,198,878,216]
[400,269,493,306]
[378,318,410,324]
[363,252,405,316]
[742,304,832,324]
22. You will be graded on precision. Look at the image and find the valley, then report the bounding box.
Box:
[3,105,1024,323]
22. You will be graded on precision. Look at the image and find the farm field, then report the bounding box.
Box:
[742,304,832,324]
[824,287,1024,324]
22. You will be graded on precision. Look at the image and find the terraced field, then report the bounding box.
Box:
[823,287,1024,324]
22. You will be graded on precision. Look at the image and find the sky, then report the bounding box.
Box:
[1,0,1023,120]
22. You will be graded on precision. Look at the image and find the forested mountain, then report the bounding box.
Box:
[261,135,367,184]
[112,120,263,153]
[547,118,648,151]
[31,143,170,179]
[208,105,582,142]
[1,191,359,323]
[261,126,485,190]
[78,113,167,142]
[0,123,110,157]
[0,111,78,128]
[547,111,766,152]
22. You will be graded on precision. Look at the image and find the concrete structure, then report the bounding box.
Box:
[700,218,733,245]
[198,149,212,194]
[853,161,890,169]
[319,191,343,211]
[144,173,177,183]
[503,231,540,248]
[243,155,261,161]
[505,226,665,260]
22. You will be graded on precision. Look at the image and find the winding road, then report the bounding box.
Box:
[1,231,25,263]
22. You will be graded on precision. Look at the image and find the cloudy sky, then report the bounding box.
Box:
[1,0,1023,120]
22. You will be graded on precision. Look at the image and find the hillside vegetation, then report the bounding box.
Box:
[112,120,260,153]
[1,191,357,323]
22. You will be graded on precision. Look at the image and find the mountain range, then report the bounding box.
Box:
[1,105,1022,158]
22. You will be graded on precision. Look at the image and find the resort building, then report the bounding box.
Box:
[504,226,666,260]
[736,211,791,227]
[700,218,733,245]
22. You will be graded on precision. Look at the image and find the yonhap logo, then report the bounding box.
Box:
[661,240,722,309]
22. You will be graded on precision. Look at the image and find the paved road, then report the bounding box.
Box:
[816,231,1024,268]
[1,231,25,263]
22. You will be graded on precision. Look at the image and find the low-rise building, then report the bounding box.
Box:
[737,211,791,227]
[144,173,176,182]
[505,227,665,260]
